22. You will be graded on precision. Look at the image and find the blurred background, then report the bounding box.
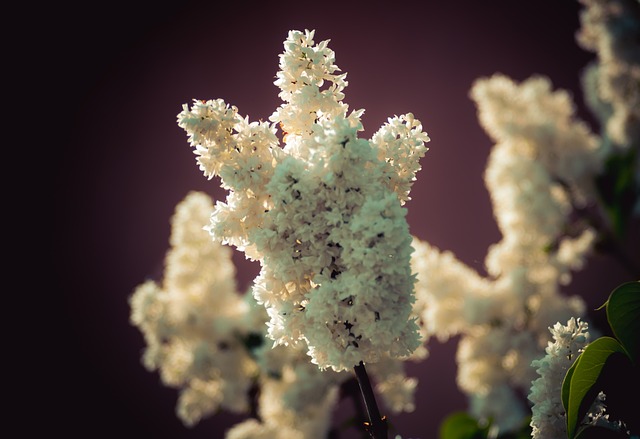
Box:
[51,0,636,437]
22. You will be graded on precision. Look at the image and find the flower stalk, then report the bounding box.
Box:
[354,361,388,439]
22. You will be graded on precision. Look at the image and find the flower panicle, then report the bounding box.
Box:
[176,29,430,372]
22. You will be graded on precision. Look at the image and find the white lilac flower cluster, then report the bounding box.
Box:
[577,0,640,217]
[473,74,603,283]
[129,191,259,426]
[409,71,603,432]
[130,191,422,435]
[411,238,588,432]
[584,391,631,436]
[528,317,590,439]
[576,0,640,151]
[177,29,430,372]
[408,1,639,432]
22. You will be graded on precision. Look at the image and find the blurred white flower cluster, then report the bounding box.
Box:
[409,72,603,432]
[130,192,259,426]
[177,29,430,372]
[577,0,640,219]
[131,191,422,436]
[408,0,639,433]
[577,0,640,152]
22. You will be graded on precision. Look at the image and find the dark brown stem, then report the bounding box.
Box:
[354,361,388,439]
[336,376,369,439]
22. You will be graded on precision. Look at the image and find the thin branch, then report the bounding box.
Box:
[354,361,388,439]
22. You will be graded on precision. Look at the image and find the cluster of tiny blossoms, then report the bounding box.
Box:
[409,2,639,432]
[129,192,259,425]
[576,0,640,150]
[177,29,430,372]
[411,237,588,432]
[409,70,607,431]
[472,74,603,280]
[577,0,640,217]
[584,391,631,436]
[130,191,422,436]
[528,317,590,438]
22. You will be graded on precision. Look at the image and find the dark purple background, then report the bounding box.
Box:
[53,1,636,437]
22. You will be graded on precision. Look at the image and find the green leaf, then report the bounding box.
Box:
[439,412,487,439]
[561,359,577,416]
[605,281,640,365]
[565,337,627,439]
